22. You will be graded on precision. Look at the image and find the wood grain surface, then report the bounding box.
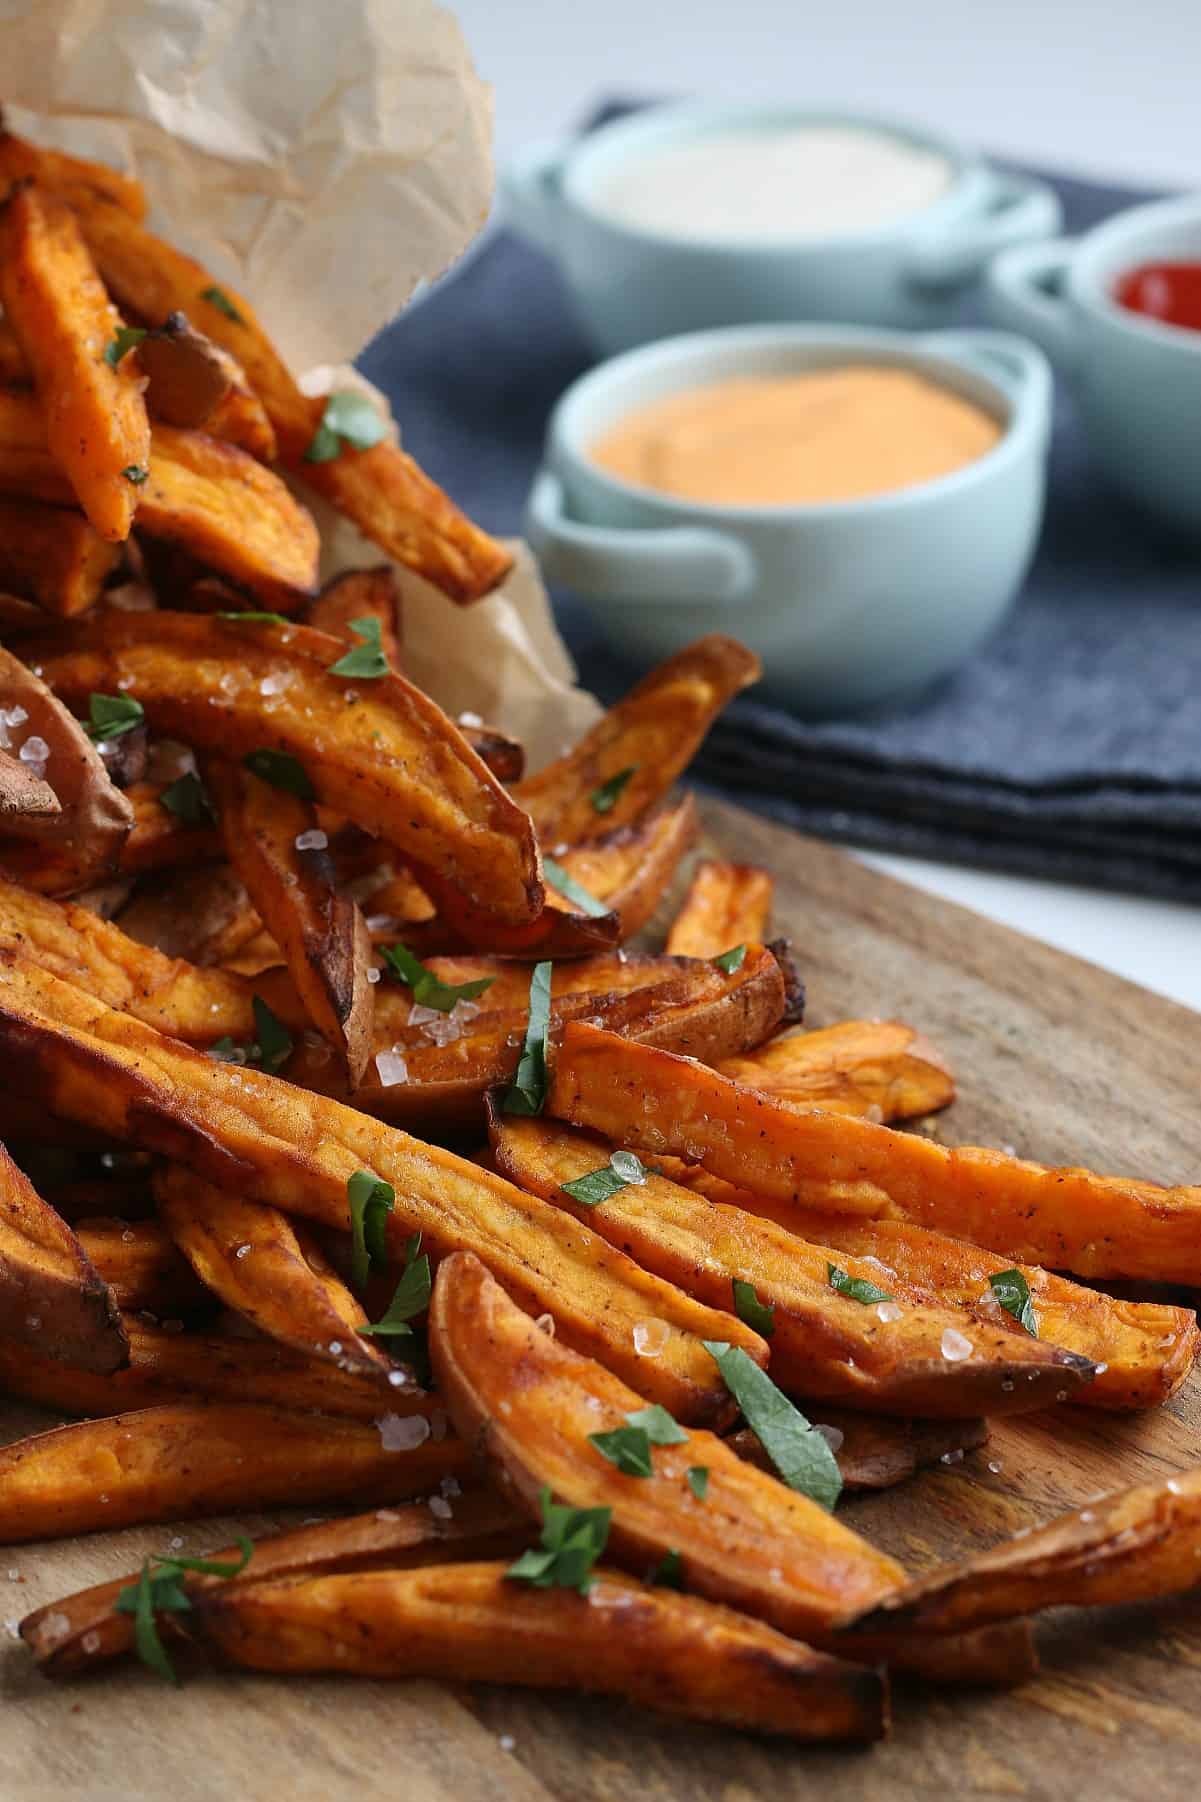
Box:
[4,795,1201,1802]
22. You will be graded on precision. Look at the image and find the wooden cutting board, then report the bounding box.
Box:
[4,795,1201,1802]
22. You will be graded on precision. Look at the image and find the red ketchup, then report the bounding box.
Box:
[1114,260,1201,333]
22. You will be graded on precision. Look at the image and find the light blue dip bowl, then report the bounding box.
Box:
[504,103,1061,353]
[526,325,1052,717]
[987,195,1201,538]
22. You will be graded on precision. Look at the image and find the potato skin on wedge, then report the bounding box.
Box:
[488,1113,1097,1417]
[192,1562,887,1743]
[0,1140,127,1374]
[0,1402,468,1542]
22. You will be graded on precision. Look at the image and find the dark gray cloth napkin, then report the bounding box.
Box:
[360,119,1201,901]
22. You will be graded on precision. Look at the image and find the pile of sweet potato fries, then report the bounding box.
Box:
[0,124,1200,1746]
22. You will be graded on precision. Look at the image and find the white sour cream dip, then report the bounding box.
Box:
[590,124,954,243]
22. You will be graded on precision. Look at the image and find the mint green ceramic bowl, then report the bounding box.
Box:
[504,103,1060,353]
[525,325,1051,717]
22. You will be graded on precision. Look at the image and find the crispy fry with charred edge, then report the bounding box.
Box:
[0,389,317,603]
[306,566,403,671]
[729,1414,989,1493]
[548,1024,1201,1283]
[207,760,374,1083]
[717,1020,956,1123]
[74,1215,208,1315]
[841,1466,1201,1639]
[0,1140,126,1373]
[0,645,132,891]
[21,1491,525,1680]
[0,1316,427,1422]
[134,314,277,459]
[27,611,543,926]
[0,183,151,541]
[117,863,260,963]
[0,127,147,219]
[0,1402,468,1541]
[190,1562,886,1742]
[429,1252,1032,1686]
[0,497,120,617]
[153,1165,394,1380]
[666,858,774,958]
[513,637,761,844]
[0,748,58,820]
[0,954,765,1423]
[19,171,509,600]
[489,1113,1096,1416]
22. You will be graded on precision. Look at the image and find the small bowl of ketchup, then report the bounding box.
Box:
[986,196,1201,536]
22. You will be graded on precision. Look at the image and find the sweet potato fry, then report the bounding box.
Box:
[207,760,374,1083]
[0,954,765,1422]
[717,1020,956,1122]
[116,862,260,963]
[0,1139,126,1373]
[548,1025,1201,1282]
[0,127,147,220]
[154,1165,394,1380]
[729,1412,989,1493]
[0,316,28,384]
[0,1316,426,1423]
[842,1466,1201,1639]
[513,637,761,843]
[0,644,132,890]
[192,1561,885,1742]
[134,313,277,458]
[22,1490,525,1679]
[429,1252,1032,1685]
[116,777,221,872]
[790,1214,1198,1411]
[27,611,543,925]
[550,792,699,940]
[306,566,403,671]
[0,183,150,541]
[74,1215,208,1315]
[666,858,774,958]
[0,1401,467,1541]
[489,1113,1097,1416]
[0,747,58,820]
[0,496,120,617]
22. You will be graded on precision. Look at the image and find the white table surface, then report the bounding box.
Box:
[453,0,1201,1014]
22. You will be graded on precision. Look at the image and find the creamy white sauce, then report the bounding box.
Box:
[590,125,954,243]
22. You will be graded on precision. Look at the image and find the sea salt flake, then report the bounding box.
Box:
[235,1244,252,1260]
[633,1318,670,1358]
[366,968,381,984]
[294,828,328,852]
[987,1460,1003,1475]
[498,1734,516,1753]
[375,1049,409,1086]
[328,1341,343,1356]
[875,1301,903,1324]
[940,1448,965,1466]
[81,1630,102,1655]
[428,1495,453,1519]
[260,671,292,697]
[376,1413,431,1452]
[38,1611,71,1645]
[940,1328,973,1363]
[610,1150,647,1185]
[387,1369,409,1388]
[457,711,484,728]
[814,1423,844,1454]
[3,1619,19,1639]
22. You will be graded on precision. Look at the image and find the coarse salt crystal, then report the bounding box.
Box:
[6,1569,18,1581]
[81,1630,102,1655]
[376,1509,401,1522]
[376,1413,431,1452]
[260,671,292,697]
[294,828,328,852]
[428,1495,453,1519]
[875,1300,903,1324]
[3,1619,18,1640]
[814,1423,844,1454]
[940,1448,965,1466]
[633,1318,670,1358]
[375,1049,409,1086]
[940,1328,973,1363]
[365,913,399,933]
[328,1341,343,1356]
[387,1369,409,1388]
[534,1313,555,1336]
[366,968,381,984]
[169,1536,185,1550]
[987,1460,1002,1475]
[457,711,484,729]
[235,1244,252,1260]
[610,1150,646,1185]
[37,1611,71,1645]
[498,1735,516,1753]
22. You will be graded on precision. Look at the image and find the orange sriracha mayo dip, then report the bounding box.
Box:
[589,366,1003,507]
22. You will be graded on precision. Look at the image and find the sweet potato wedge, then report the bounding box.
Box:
[842,1466,1201,1639]
[207,759,374,1083]
[306,566,403,671]
[730,1412,989,1493]
[22,1490,525,1679]
[0,316,28,385]
[27,611,543,925]
[717,1020,956,1123]
[0,747,58,820]
[0,1316,426,1423]
[0,954,764,1423]
[0,496,120,617]
[489,1113,1097,1416]
[666,858,774,958]
[0,183,151,541]
[0,1139,126,1373]
[134,313,277,459]
[192,1561,885,1741]
[153,1164,394,1380]
[117,778,222,875]
[550,792,699,941]
[0,1402,467,1541]
[0,127,147,220]
[116,862,261,963]
[0,644,132,890]
[74,1214,208,1315]
[795,1215,1199,1411]
[513,636,761,843]
[548,1025,1201,1282]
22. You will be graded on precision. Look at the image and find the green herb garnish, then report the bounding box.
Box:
[329,615,389,680]
[650,1549,683,1590]
[507,1486,610,1595]
[687,1466,709,1501]
[827,1262,895,1307]
[242,749,315,799]
[589,766,637,815]
[201,285,244,322]
[347,1170,394,1292]
[732,1278,776,1339]
[561,1148,647,1209]
[216,610,288,626]
[989,1268,1038,1335]
[712,944,747,974]
[499,960,552,1116]
[379,942,495,1015]
[158,771,215,826]
[703,1341,842,1511]
[304,390,388,463]
[542,857,609,920]
[588,1403,687,1478]
[85,692,144,742]
[252,995,292,1073]
[115,1537,252,1683]
[122,463,149,484]
[359,1231,430,1339]
[105,325,148,366]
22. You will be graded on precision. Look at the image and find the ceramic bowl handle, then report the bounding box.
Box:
[525,472,756,603]
[907,170,1063,288]
[984,239,1080,371]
